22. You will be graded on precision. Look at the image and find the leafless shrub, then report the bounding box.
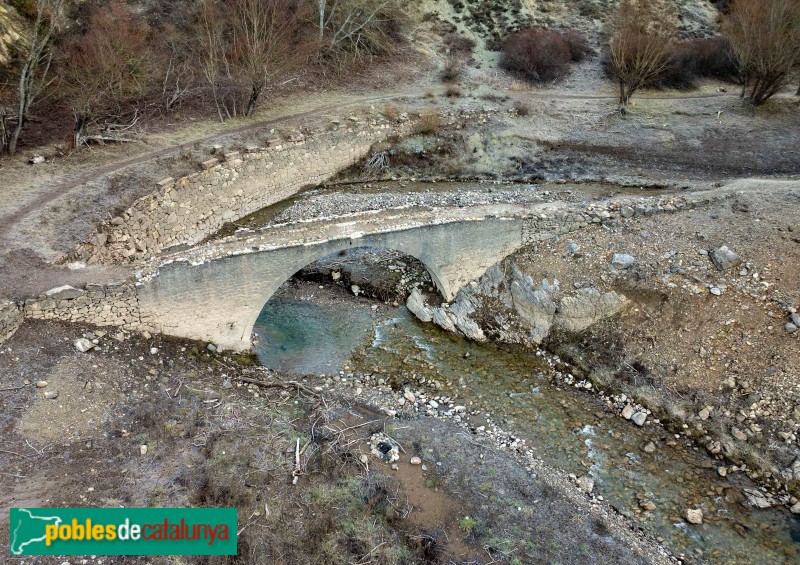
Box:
[724,0,800,105]
[655,36,738,89]
[415,112,441,135]
[440,54,464,83]
[500,28,572,83]
[59,1,155,146]
[561,30,593,63]
[512,100,532,116]
[381,103,400,121]
[364,150,389,173]
[607,0,676,109]
[444,85,461,98]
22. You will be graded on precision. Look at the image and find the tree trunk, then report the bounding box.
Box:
[73,115,87,148]
[245,84,261,117]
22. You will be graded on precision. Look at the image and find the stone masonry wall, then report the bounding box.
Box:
[84,119,409,264]
[21,283,145,332]
[0,300,23,345]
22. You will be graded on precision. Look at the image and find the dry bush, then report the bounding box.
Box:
[444,85,461,98]
[444,33,477,59]
[561,30,593,63]
[607,0,676,108]
[441,54,464,83]
[415,112,441,134]
[655,36,738,89]
[500,28,591,84]
[512,100,532,116]
[724,0,800,105]
[500,28,572,83]
[59,1,155,145]
[382,103,400,122]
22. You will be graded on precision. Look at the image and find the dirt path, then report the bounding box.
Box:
[0,87,732,240]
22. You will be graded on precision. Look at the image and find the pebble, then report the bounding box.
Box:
[632,412,647,426]
[621,404,635,420]
[35,381,48,388]
[732,428,748,441]
[698,406,712,420]
[786,323,798,333]
[643,442,656,453]
[74,338,95,353]
[576,476,594,493]
[686,508,704,524]
[710,287,722,296]
[410,456,422,465]
[150,347,159,355]
[140,445,148,456]
[44,390,58,400]
[611,253,636,270]
[403,391,416,403]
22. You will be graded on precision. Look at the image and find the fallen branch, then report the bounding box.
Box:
[0,384,27,392]
[237,376,320,397]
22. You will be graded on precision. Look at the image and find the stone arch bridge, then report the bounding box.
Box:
[135,204,571,351]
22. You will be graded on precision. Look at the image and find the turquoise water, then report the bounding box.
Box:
[254,294,800,564]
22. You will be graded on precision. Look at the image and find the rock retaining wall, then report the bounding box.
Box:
[0,300,23,345]
[21,283,144,332]
[84,119,409,264]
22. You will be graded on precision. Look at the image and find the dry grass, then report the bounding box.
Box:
[415,112,442,134]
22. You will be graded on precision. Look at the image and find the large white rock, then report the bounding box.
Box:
[46,285,84,300]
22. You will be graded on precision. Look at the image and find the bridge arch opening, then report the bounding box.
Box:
[242,245,446,366]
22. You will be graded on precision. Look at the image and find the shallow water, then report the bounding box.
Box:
[254,294,800,564]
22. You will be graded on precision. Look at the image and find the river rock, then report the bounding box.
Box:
[621,404,635,419]
[406,288,432,322]
[686,508,703,524]
[786,323,798,333]
[791,501,800,515]
[792,312,800,327]
[576,476,594,493]
[632,412,647,426]
[710,245,742,271]
[74,338,95,353]
[35,381,48,388]
[611,254,635,270]
[410,456,422,465]
[403,391,416,404]
[742,488,772,509]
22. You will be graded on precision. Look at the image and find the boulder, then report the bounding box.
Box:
[710,245,742,271]
[406,289,432,322]
[611,254,635,270]
[74,338,95,353]
[555,288,627,333]
[46,285,84,300]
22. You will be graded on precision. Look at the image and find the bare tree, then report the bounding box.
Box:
[724,0,800,105]
[314,0,401,63]
[3,0,64,155]
[193,0,236,121]
[607,0,676,111]
[59,2,154,146]
[230,0,307,117]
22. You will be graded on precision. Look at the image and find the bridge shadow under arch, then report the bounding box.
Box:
[240,243,447,352]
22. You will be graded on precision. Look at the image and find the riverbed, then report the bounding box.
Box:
[254,283,799,564]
